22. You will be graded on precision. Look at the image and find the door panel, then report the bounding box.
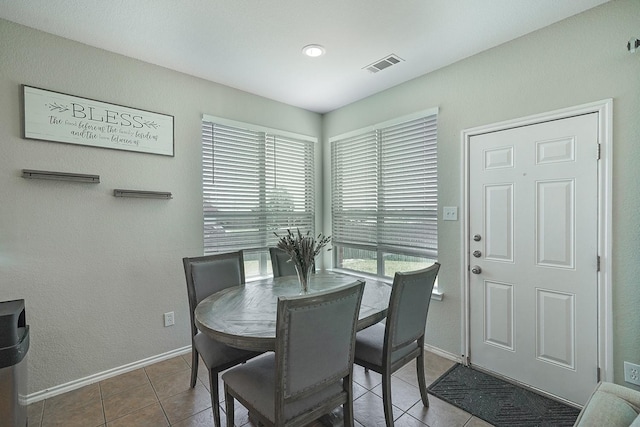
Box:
[469,113,599,405]
[484,280,514,350]
[536,179,574,267]
[536,288,575,368]
[485,184,514,262]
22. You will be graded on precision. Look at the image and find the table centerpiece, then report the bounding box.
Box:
[274,228,331,293]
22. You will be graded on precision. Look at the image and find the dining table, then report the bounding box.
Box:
[194,271,392,352]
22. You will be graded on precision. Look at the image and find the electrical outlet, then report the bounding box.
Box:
[443,206,458,221]
[624,361,640,385]
[164,311,175,327]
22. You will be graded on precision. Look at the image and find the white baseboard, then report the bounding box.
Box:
[26,346,191,404]
[424,343,462,364]
[28,343,458,404]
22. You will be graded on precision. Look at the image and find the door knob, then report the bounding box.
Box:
[473,234,482,241]
[471,265,482,274]
[473,250,482,258]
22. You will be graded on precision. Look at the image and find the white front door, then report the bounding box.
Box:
[468,113,599,405]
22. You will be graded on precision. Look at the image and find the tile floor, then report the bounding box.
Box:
[27,350,494,427]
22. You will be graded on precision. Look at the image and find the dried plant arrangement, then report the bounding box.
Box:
[274,228,331,292]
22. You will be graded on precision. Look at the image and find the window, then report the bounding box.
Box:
[331,110,438,279]
[202,116,316,279]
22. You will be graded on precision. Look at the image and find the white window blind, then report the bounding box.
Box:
[202,119,315,255]
[331,130,378,247]
[331,112,438,260]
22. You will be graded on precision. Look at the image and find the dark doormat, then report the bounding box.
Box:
[427,364,581,427]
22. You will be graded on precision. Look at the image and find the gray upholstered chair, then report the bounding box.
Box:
[183,252,262,427]
[353,263,441,427]
[270,246,316,277]
[222,280,366,427]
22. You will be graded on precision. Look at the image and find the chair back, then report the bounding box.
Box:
[386,263,440,353]
[270,247,303,277]
[183,251,246,336]
[275,280,365,404]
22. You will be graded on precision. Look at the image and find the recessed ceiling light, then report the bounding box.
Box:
[302,44,325,58]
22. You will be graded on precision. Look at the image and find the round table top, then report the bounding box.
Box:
[195,271,392,352]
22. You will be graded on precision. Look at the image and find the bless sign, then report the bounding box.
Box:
[22,85,174,156]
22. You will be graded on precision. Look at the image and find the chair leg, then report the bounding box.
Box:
[209,371,221,427]
[416,352,429,407]
[190,347,199,388]
[224,385,235,427]
[342,402,354,427]
[343,377,355,427]
[381,372,394,427]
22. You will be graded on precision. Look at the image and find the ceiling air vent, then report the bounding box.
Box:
[364,54,404,73]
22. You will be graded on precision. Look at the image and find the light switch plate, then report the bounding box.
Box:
[443,206,458,221]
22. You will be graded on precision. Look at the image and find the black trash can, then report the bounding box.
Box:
[0,299,29,427]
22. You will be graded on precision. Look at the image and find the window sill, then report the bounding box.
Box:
[329,268,444,301]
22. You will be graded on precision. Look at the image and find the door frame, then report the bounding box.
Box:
[460,99,613,384]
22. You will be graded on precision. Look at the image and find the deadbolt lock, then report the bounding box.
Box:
[473,250,482,258]
[473,234,482,242]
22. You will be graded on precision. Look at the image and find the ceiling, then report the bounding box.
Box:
[0,0,609,113]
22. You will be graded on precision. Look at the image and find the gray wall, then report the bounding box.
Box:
[323,0,640,388]
[0,19,321,394]
[1,0,639,396]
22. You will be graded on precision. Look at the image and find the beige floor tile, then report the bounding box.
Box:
[393,360,418,387]
[423,352,457,385]
[31,350,475,427]
[43,383,101,418]
[463,416,495,427]
[182,351,194,368]
[102,382,158,422]
[150,368,194,401]
[371,376,423,412]
[199,374,216,394]
[160,383,212,424]
[395,413,429,426]
[100,368,150,399]
[170,408,215,427]
[353,390,403,426]
[144,356,190,382]
[106,402,169,427]
[393,364,421,388]
[394,352,456,388]
[353,381,369,400]
[353,366,382,391]
[196,360,215,390]
[222,398,256,426]
[406,395,472,427]
[177,354,212,392]
[27,400,44,426]
[41,398,104,427]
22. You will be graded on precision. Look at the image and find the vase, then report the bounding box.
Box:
[294,262,312,294]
